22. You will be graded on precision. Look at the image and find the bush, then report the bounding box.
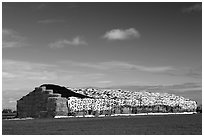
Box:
[2,109,13,113]
[196,104,202,113]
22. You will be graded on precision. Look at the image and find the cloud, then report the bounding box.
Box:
[96,80,112,84]
[66,61,106,69]
[2,59,107,91]
[103,28,140,40]
[8,98,16,104]
[2,72,17,79]
[104,61,174,73]
[61,60,201,79]
[182,3,202,13]
[49,37,87,48]
[62,60,174,73]
[3,59,57,71]
[2,29,26,48]
[37,19,65,24]
[2,59,74,91]
[163,82,201,91]
[163,66,201,79]
[185,70,201,78]
[2,59,58,83]
[185,66,201,78]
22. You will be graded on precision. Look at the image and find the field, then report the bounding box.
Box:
[2,113,202,135]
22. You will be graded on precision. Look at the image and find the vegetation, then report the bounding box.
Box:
[2,109,17,119]
[196,104,202,113]
[2,109,13,113]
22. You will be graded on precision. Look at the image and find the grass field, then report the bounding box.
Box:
[2,113,202,135]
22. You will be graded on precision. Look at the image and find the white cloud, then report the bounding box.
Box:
[102,61,174,73]
[96,80,112,84]
[37,19,65,24]
[162,66,201,79]
[67,61,106,69]
[8,98,16,104]
[2,59,107,91]
[61,60,174,73]
[103,28,140,40]
[2,72,17,79]
[3,59,57,71]
[132,65,174,73]
[2,59,75,91]
[49,37,87,48]
[2,29,26,48]
[182,3,202,13]
[2,59,58,82]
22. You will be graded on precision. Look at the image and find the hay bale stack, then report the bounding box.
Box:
[17,84,198,118]
[47,97,68,117]
[17,86,69,118]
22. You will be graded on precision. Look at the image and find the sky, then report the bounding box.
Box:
[2,2,202,109]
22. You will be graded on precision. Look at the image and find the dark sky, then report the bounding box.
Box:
[2,2,202,109]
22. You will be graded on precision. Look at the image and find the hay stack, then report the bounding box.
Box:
[47,97,68,117]
[17,86,69,118]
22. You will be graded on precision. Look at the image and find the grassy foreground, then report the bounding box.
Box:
[2,113,202,135]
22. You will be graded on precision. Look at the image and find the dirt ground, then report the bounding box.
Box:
[2,113,202,135]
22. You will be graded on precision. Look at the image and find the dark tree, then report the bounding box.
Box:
[196,104,202,113]
[2,109,13,113]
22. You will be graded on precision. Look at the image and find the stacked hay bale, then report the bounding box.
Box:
[17,84,197,118]
[17,87,50,118]
[68,87,197,114]
[17,86,68,118]
[68,97,117,115]
[47,95,68,117]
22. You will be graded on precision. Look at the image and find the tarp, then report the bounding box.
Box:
[40,84,92,99]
